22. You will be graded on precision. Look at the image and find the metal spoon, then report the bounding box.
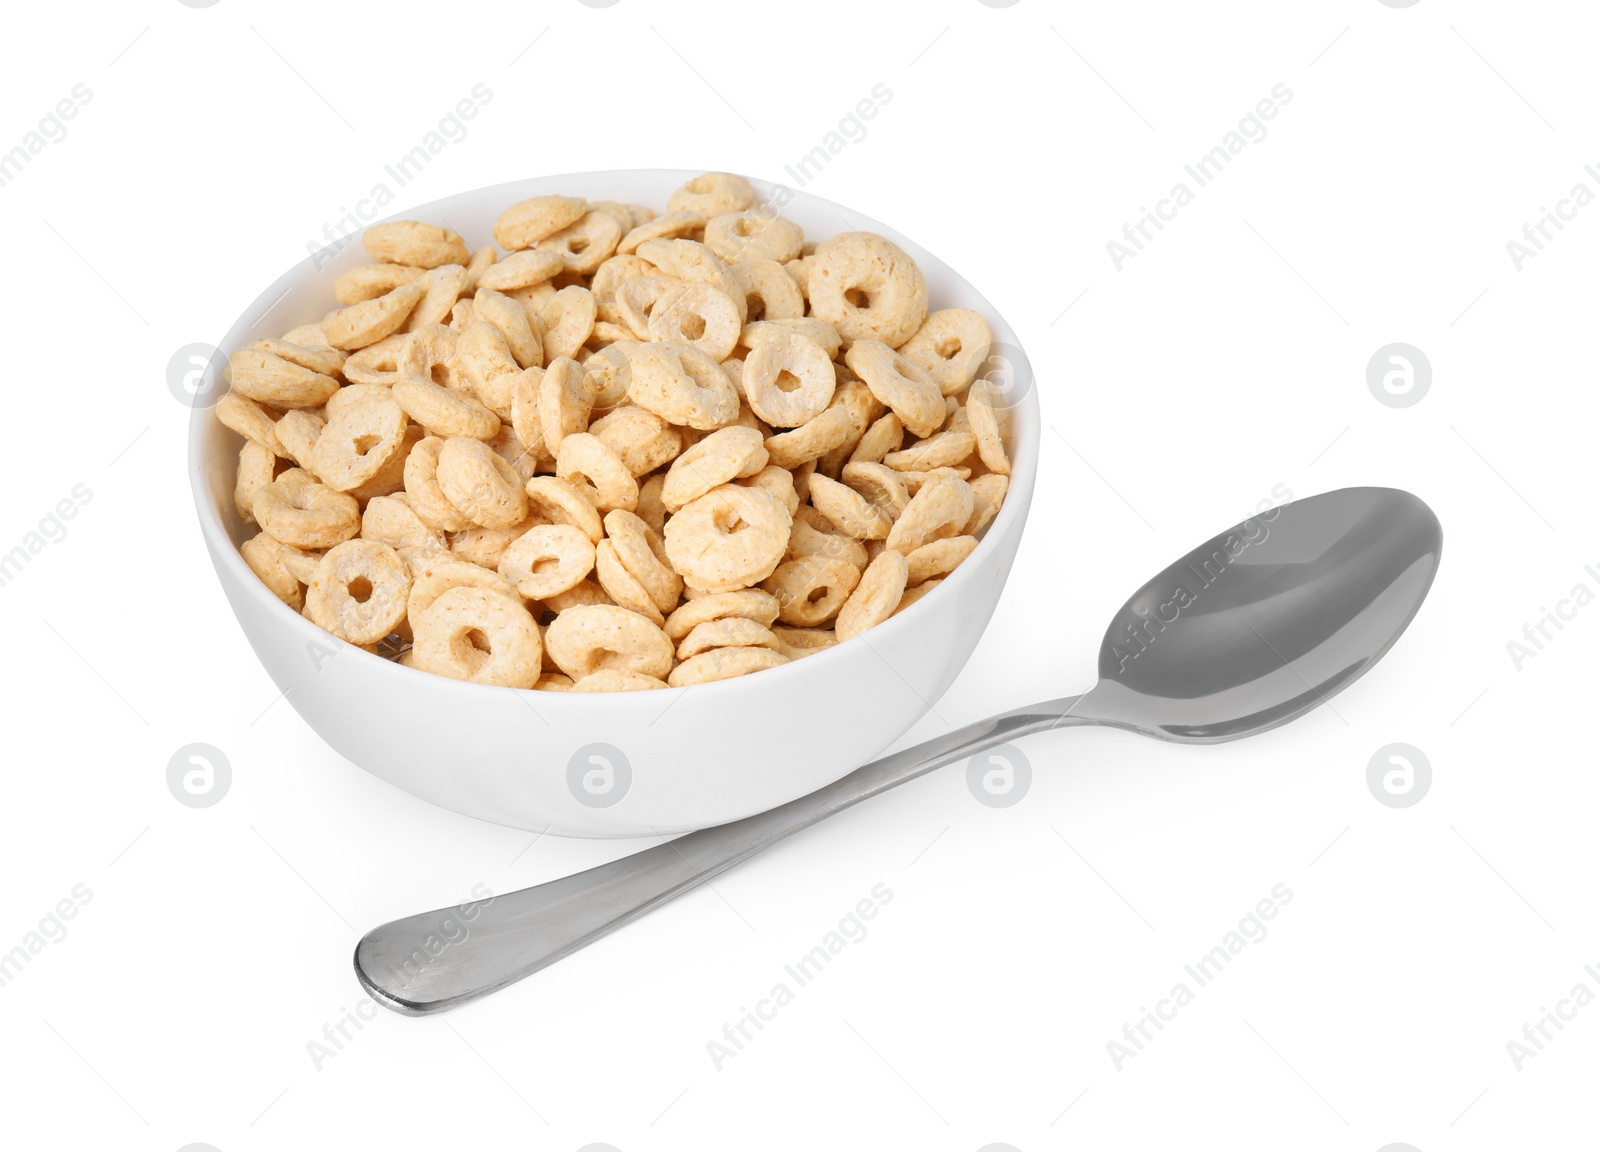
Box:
[356,486,1442,1015]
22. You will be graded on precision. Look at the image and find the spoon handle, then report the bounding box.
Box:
[356,694,1087,1015]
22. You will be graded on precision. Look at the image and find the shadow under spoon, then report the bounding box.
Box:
[356,485,1443,1015]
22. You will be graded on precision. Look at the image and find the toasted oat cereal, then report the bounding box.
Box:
[216,173,1014,688]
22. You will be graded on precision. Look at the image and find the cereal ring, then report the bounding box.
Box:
[704,210,804,264]
[661,425,768,512]
[493,195,588,250]
[411,585,542,688]
[463,245,498,292]
[603,509,682,613]
[840,461,911,521]
[662,588,779,640]
[436,436,529,529]
[771,625,837,661]
[536,357,592,457]
[540,286,597,362]
[556,432,638,513]
[406,554,516,619]
[618,210,704,255]
[739,317,842,359]
[392,373,501,440]
[663,484,791,594]
[885,474,974,554]
[625,343,740,430]
[590,254,654,306]
[270,410,320,470]
[498,523,596,600]
[535,672,577,691]
[361,493,446,552]
[340,332,405,386]
[542,578,613,613]
[346,420,418,503]
[762,556,862,627]
[896,578,942,615]
[306,539,412,644]
[786,515,869,569]
[394,323,462,390]
[816,380,885,476]
[242,338,346,380]
[216,393,286,456]
[321,280,427,351]
[897,467,971,492]
[403,264,468,332]
[849,412,904,466]
[834,549,909,641]
[236,440,280,521]
[537,211,623,274]
[898,308,993,395]
[403,435,472,532]
[905,535,978,585]
[593,539,665,625]
[667,646,787,687]
[806,472,895,540]
[667,172,755,217]
[542,604,674,680]
[647,281,741,362]
[280,322,334,349]
[335,263,428,306]
[762,403,853,470]
[253,468,361,549]
[884,429,976,472]
[742,333,835,428]
[506,280,557,314]
[363,221,469,269]
[590,405,681,476]
[455,320,521,416]
[473,287,543,369]
[509,365,549,461]
[675,616,782,660]
[586,200,636,238]
[229,348,341,409]
[307,393,409,492]
[964,474,1009,535]
[808,232,928,348]
[486,424,542,482]
[577,342,634,409]
[844,339,945,439]
[616,276,686,339]
[726,259,804,323]
[476,249,566,292]
[635,239,735,299]
[573,670,668,692]
[449,518,536,570]
[524,476,604,544]
[965,380,1011,476]
[739,464,799,515]
[241,531,304,608]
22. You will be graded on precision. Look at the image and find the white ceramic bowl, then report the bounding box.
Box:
[189,170,1039,837]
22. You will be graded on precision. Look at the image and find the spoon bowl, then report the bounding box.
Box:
[356,486,1442,1015]
[1080,486,1442,742]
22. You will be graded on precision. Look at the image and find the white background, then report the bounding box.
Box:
[1,1,1594,1149]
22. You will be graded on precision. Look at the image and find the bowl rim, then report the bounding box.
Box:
[188,168,1041,708]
